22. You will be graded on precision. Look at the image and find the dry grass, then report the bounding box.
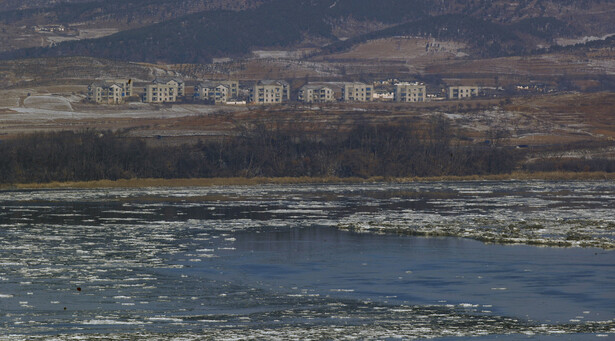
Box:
[3,176,377,190]
[426,54,615,78]
[508,92,615,139]
[3,172,613,190]
[324,37,466,61]
[398,171,615,182]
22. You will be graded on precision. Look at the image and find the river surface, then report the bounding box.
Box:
[0,181,614,340]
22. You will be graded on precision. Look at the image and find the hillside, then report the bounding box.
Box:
[0,57,176,89]
[1,1,335,63]
[0,0,615,62]
[0,0,96,11]
[0,0,264,26]
[322,15,578,58]
[0,0,266,53]
[1,0,614,63]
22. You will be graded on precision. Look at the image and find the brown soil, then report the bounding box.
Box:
[324,37,467,62]
[506,92,615,138]
[5,171,614,190]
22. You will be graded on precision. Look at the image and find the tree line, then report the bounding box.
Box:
[4,121,613,184]
[0,120,528,184]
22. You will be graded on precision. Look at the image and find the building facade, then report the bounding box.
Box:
[342,82,372,102]
[298,85,335,103]
[153,78,185,97]
[194,82,230,104]
[87,82,127,104]
[217,80,239,99]
[143,83,177,103]
[395,82,426,102]
[448,86,479,99]
[111,79,133,97]
[250,80,290,104]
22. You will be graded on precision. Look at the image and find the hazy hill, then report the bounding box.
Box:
[0,0,96,11]
[0,0,265,26]
[1,0,614,63]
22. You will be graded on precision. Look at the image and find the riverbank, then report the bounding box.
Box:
[1,171,614,190]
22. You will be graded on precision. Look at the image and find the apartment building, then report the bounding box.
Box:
[153,78,185,97]
[87,82,126,104]
[143,83,177,103]
[342,82,372,102]
[142,78,186,103]
[448,86,479,99]
[194,81,231,104]
[250,80,290,104]
[111,79,133,97]
[217,80,239,99]
[395,82,426,102]
[298,85,335,103]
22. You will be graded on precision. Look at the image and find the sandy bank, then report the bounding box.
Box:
[2,171,614,190]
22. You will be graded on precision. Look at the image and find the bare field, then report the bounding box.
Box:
[426,53,615,78]
[230,51,615,88]
[323,37,467,62]
[1,90,612,154]
[1,56,613,155]
[45,28,121,45]
[506,93,615,138]
[0,85,85,108]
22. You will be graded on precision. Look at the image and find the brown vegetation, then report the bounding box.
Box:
[6,171,615,190]
[0,120,520,184]
[506,92,615,138]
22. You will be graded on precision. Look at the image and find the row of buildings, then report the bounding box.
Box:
[87,78,187,104]
[296,83,479,103]
[87,78,479,105]
[298,82,421,103]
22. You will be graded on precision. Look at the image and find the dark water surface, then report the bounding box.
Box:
[0,181,614,340]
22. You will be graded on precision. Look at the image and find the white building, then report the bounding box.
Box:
[87,81,130,104]
[218,80,239,99]
[142,78,185,103]
[395,82,426,102]
[298,85,335,103]
[143,83,177,103]
[342,82,372,102]
[448,86,479,99]
[111,79,133,97]
[250,80,290,104]
[153,78,185,97]
[194,82,231,104]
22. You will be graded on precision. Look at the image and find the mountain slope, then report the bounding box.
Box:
[0,0,265,26]
[0,0,96,11]
[323,15,578,58]
[1,1,336,63]
[1,0,614,63]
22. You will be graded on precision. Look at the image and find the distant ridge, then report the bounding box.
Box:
[1,0,613,63]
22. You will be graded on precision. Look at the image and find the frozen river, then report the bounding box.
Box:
[0,181,614,340]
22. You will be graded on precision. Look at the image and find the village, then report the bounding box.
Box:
[87,77,483,105]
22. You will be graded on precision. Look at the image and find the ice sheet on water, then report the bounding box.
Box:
[81,319,140,325]
[1,180,614,338]
[2,181,615,249]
